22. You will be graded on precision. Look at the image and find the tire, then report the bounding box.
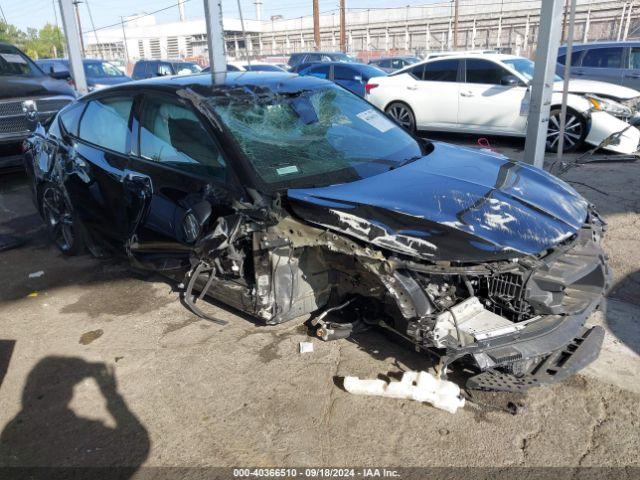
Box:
[39,182,85,256]
[546,108,587,153]
[385,102,416,133]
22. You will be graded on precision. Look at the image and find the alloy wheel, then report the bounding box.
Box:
[387,104,414,130]
[546,111,584,152]
[41,186,75,252]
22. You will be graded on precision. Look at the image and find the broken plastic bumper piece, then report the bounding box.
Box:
[466,325,604,391]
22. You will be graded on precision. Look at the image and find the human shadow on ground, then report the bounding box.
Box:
[0,356,150,475]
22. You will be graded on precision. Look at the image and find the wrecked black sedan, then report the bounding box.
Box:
[24,72,610,391]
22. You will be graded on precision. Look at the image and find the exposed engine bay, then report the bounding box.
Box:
[181,195,609,393]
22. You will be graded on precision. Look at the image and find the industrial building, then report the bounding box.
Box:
[85,0,640,64]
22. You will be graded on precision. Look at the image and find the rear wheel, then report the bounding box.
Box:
[40,182,84,255]
[385,102,416,133]
[546,108,587,153]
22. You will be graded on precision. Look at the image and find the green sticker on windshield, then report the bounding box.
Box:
[276,165,299,175]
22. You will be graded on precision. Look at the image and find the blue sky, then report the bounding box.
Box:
[2,0,435,33]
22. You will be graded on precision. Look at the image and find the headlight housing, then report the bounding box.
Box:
[586,94,633,118]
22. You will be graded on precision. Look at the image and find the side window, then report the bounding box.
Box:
[78,97,132,154]
[158,63,173,76]
[465,58,509,85]
[557,54,566,65]
[582,47,623,68]
[132,62,145,77]
[391,59,403,70]
[379,59,391,68]
[334,65,357,81]
[422,59,459,82]
[306,54,321,63]
[306,64,330,79]
[409,63,425,79]
[139,95,227,179]
[630,47,640,69]
[59,102,85,136]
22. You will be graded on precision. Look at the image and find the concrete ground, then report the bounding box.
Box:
[0,134,639,475]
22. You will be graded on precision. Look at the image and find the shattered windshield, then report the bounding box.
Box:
[208,85,425,189]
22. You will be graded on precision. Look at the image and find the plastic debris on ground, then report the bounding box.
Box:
[343,370,466,414]
[28,271,45,279]
[299,342,314,353]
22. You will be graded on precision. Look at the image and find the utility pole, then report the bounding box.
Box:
[58,0,88,94]
[313,0,320,51]
[453,0,459,49]
[72,0,85,56]
[120,17,130,70]
[203,0,227,84]
[339,0,346,53]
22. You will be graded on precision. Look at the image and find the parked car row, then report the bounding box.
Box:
[23,71,611,393]
[366,53,640,154]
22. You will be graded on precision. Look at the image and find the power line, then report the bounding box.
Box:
[82,0,192,34]
[0,3,7,23]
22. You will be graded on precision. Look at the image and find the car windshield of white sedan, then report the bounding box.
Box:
[210,86,425,188]
[503,58,562,82]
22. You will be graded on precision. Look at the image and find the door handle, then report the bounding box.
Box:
[406,84,418,90]
[460,91,474,97]
[123,170,153,194]
[624,73,640,79]
[573,71,585,75]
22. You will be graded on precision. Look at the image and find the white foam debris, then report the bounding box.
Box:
[343,370,465,414]
[28,271,44,279]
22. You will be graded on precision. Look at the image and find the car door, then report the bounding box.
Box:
[457,58,528,135]
[576,46,625,85]
[332,64,365,96]
[623,45,640,90]
[405,58,460,129]
[123,91,241,270]
[61,94,135,249]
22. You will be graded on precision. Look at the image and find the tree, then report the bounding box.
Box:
[0,21,65,59]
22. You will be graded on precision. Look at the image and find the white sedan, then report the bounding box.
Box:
[366,53,640,154]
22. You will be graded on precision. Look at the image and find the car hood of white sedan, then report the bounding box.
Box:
[557,79,640,100]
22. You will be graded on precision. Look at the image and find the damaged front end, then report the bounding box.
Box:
[184,156,610,393]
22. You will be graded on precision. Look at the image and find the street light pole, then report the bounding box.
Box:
[313,0,320,51]
[523,0,564,168]
[58,0,88,94]
[72,0,85,56]
[203,0,227,84]
[339,0,346,53]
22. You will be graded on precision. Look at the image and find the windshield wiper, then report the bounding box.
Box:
[388,155,422,171]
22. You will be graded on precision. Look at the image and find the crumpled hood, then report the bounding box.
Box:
[287,142,589,262]
[558,79,640,100]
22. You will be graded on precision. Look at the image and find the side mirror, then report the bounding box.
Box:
[50,67,71,80]
[500,75,520,86]
[180,201,212,243]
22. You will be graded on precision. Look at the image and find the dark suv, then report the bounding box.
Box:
[0,42,75,169]
[287,52,356,69]
[131,60,202,80]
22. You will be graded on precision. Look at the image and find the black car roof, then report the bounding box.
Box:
[84,71,331,98]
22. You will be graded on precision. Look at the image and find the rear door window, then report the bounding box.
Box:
[465,58,510,84]
[422,59,459,82]
[79,97,133,154]
[582,47,624,68]
[139,94,227,180]
[306,64,330,79]
[630,47,640,69]
[334,65,357,81]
